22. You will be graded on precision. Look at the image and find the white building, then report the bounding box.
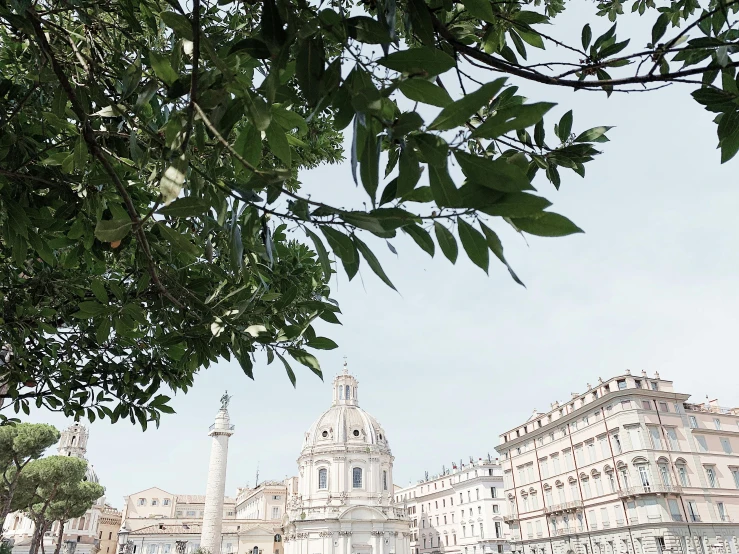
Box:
[394,458,511,554]
[282,363,411,554]
[3,424,108,554]
[495,371,739,554]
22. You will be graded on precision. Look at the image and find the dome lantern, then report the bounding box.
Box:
[332,359,359,407]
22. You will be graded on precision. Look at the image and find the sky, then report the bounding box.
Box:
[12,2,739,512]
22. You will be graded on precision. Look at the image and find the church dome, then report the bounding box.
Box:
[301,363,390,452]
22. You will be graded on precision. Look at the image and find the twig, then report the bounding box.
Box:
[181,0,201,153]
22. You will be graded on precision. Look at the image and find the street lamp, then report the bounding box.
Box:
[118,524,131,554]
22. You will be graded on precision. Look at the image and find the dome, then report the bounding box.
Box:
[301,363,390,452]
[84,463,99,484]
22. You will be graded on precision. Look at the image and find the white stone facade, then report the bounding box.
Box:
[283,365,411,554]
[201,407,235,554]
[394,458,511,554]
[495,371,739,554]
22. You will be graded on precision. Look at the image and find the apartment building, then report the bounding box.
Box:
[495,371,739,554]
[394,457,511,554]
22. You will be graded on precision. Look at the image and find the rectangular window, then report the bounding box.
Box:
[651,382,658,391]
[721,438,732,454]
[600,507,610,526]
[564,449,574,471]
[163,499,170,506]
[687,501,699,522]
[138,499,146,506]
[678,466,689,487]
[666,428,679,450]
[352,467,363,488]
[587,442,596,463]
[617,380,627,390]
[668,499,682,521]
[540,459,549,478]
[621,400,631,410]
[552,455,561,474]
[717,502,727,521]
[151,500,158,506]
[659,402,669,412]
[714,418,721,430]
[732,468,739,488]
[649,427,663,450]
[612,433,622,454]
[272,507,279,519]
[689,416,698,428]
[526,464,535,483]
[695,435,708,452]
[599,436,609,459]
[491,487,497,498]
[705,467,717,488]
[642,400,652,410]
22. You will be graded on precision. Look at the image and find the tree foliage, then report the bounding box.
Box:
[1,0,737,425]
[47,480,106,554]
[9,456,96,554]
[0,423,60,530]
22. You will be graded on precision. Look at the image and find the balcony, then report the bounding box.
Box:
[504,512,519,523]
[209,423,235,431]
[617,484,682,498]
[544,501,584,515]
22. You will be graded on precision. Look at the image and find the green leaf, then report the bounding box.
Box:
[307,337,339,350]
[574,126,613,142]
[479,192,551,217]
[462,0,496,22]
[398,147,422,197]
[158,196,211,217]
[149,51,178,86]
[557,110,573,142]
[160,11,194,40]
[510,212,584,236]
[582,24,592,50]
[472,102,556,138]
[353,235,396,290]
[454,151,532,193]
[399,79,453,108]
[277,352,297,387]
[429,79,506,130]
[428,162,460,208]
[379,48,456,76]
[287,348,323,380]
[321,226,358,271]
[434,222,458,263]
[718,111,739,163]
[296,37,324,107]
[346,16,392,44]
[90,279,109,304]
[403,223,435,257]
[229,38,272,58]
[157,222,200,256]
[94,219,132,242]
[652,13,669,45]
[265,121,291,166]
[479,222,525,286]
[306,228,332,278]
[413,133,448,166]
[457,218,489,273]
[359,127,380,204]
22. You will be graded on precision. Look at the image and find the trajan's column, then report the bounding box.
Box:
[200,391,235,554]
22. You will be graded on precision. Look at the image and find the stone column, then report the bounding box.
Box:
[200,406,235,554]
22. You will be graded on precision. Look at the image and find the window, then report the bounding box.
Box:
[476,488,480,500]
[650,382,658,391]
[545,488,553,506]
[594,474,603,496]
[668,499,682,521]
[665,428,678,450]
[587,442,596,463]
[352,467,362,488]
[638,465,651,488]
[705,466,717,488]
[714,418,721,430]
[151,500,158,506]
[495,521,502,538]
[677,465,689,487]
[600,436,609,458]
[732,468,739,488]
[617,380,626,390]
[689,416,698,428]
[138,498,146,506]
[318,468,328,489]
[493,504,499,513]
[695,435,708,452]
[272,507,280,519]
[717,502,727,521]
[480,523,484,538]
[658,465,671,486]
[606,472,616,492]
[687,501,700,522]
[659,402,669,412]
[491,487,497,498]
[612,434,622,454]
[642,401,652,410]
[649,427,663,450]
[621,400,631,410]
[163,499,170,506]
[635,379,642,388]
[721,438,732,454]
[582,478,592,499]
[383,470,388,491]
[552,455,561,474]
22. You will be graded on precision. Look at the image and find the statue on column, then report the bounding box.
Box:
[220,390,231,410]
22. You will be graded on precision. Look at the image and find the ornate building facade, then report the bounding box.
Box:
[282,364,411,554]
[495,372,739,554]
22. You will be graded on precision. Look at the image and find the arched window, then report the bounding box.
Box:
[339,386,344,399]
[383,470,388,491]
[353,467,363,488]
[345,385,350,399]
[318,468,328,489]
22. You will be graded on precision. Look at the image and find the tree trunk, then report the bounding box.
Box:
[54,520,66,554]
[0,473,19,537]
[30,518,47,554]
[40,520,47,554]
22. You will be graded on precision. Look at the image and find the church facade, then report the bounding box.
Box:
[282,365,411,554]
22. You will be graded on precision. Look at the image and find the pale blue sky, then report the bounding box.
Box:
[14,3,739,510]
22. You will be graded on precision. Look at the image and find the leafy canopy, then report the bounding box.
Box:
[1,0,737,426]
